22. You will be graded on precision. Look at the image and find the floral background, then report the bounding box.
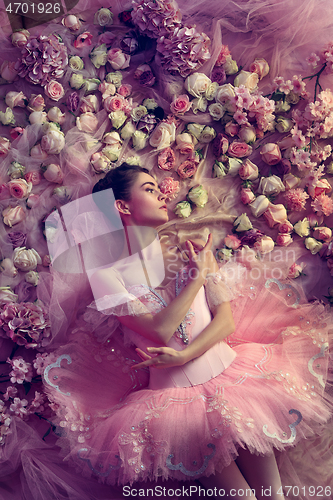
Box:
[0,0,333,497]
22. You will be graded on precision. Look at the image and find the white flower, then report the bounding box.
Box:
[192,97,207,113]
[187,185,208,208]
[213,161,227,178]
[94,7,113,26]
[103,131,121,145]
[185,73,212,98]
[227,157,243,176]
[142,98,158,110]
[294,218,310,237]
[41,129,65,155]
[0,107,15,125]
[249,195,270,217]
[106,71,123,87]
[187,123,205,140]
[84,78,101,93]
[305,237,323,254]
[29,111,47,125]
[0,286,18,305]
[223,57,238,75]
[199,126,216,143]
[70,73,85,89]
[205,82,219,101]
[13,247,42,271]
[121,121,136,140]
[47,107,66,124]
[132,130,147,151]
[0,258,18,277]
[102,143,122,162]
[149,122,176,150]
[131,105,148,122]
[25,270,39,285]
[69,56,84,71]
[109,110,127,129]
[216,84,236,112]
[208,102,224,121]
[258,175,285,196]
[174,201,192,218]
[234,213,253,232]
[234,71,259,91]
[126,155,141,166]
[90,44,108,69]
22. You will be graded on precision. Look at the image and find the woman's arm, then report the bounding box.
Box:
[132,300,235,370]
[90,234,214,345]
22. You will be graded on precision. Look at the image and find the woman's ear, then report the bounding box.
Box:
[115,199,131,215]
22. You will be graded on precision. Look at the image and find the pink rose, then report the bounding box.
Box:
[313,227,332,242]
[10,127,24,140]
[308,213,324,227]
[177,160,198,179]
[288,262,305,279]
[11,30,30,47]
[158,147,176,171]
[224,122,239,137]
[307,178,331,199]
[249,58,269,80]
[26,194,40,209]
[0,137,11,158]
[80,96,99,114]
[277,220,293,233]
[240,187,255,205]
[45,81,65,102]
[2,205,26,227]
[212,133,229,158]
[283,173,300,190]
[43,164,63,184]
[25,171,42,186]
[41,130,65,155]
[74,32,93,48]
[99,81,116,99]
[30,144,48,160]
[263,204,288,228]
[224,234,241,250]
[170,95,192,115]
[7,179,32,199]
[276,233,293,247]
[277,136,296,150]
[5,91,26,109]
[228,141,252,158]
[254,235,275,254]
[0,61,18,82]
[90,153,111,173]
[159,177,180,201]
[175,134,195,155]
[239,159,259,180]
[103,95,125,112]
[118,84,132,97]
[76,112,98,134]
[107,48,130,70]
[260,143,282,165]
[47,107,66,125]
[28,94,45,112]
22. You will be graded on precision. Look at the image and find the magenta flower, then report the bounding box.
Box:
[74,31,93,49]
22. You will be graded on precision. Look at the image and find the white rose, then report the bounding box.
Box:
[149,122,176,150]
[103,131,121,145]
[142,98,158,110]
[275,100,291,113]
[25,270,39,285]
[238,125,256,144]
[131,105,148,122]
[187,123,205,140]
[213,161,227,178]
[304,237,323,255]
[106,71,123,87]
[0,107,15,125]
[13,247,42,271]
[185,73,212,97]
[5,91,26,108]
[216,84,236,112]
[8,161,25,179]
[275,116,293,133]
[0,286,18,305]
[90,153,112,173]
[254,235,275,254]
[234,70,259,91]
[258,175,285,196]
[192,97,208,114]
[53,186,71,204]
[121,121,136,140]
[199,126,216,143]
[126,155,141,166]
[0,258,18,277]
[228,157,243,176]
[187,185,208,208]
[94,7,113,26]
[102,143,122,162]
[70,73,85,89]
[69,56,84,71]
[249,195,270,217]
[208,102,225,121]
[109,110,127,129]
[223,57,238,75]
[174,201,192,218]
[294,218,310,237]
[132,130,148,151]
[47,107,66,124]
[90,44,108,69]
[234,213,253,232]
[205,82,219,101]
[41,129,65,155]
[84,79,101,93]
[29,111,47,125]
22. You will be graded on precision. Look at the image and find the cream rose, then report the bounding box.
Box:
[90,44,108,69]
[185,73,212,97]
[94,7,114,26]
[216,84,236,107]
[249,58,269,80]
[187,185,208,208]
[0,137,11,158]
[249,195,270,217]
[174,201,192,218]
[0,258,18,278]
[0,108,15,126]
[205,82,219,101]
[11,29,30,47]
[47,107,66,125]
[238,126,256,144]
[263,203,288,228]
[132,130,148,151]
[223,57,238,75]
[208,103,225,121]
[43,164,64,184]
[70,73,85,90]
[107,48,130,70]
[62,14,81,31]
[103,131,121,146]
[176,133,195,155]
[275,116,293,133]
[106,71,123,87]
[234,71,259,91]
[149,122,176,150]
[228,157,243,176]
[109,110,127,129]
[254,235,275,254]
[239,159,258,181]
[234,213,253,232]
[304,237,323,255]
[76,112,98,134]
[5,91,26,109]
[131,105,148,122]
[258,175,285,196]
[69,56,84,71]
[192,97,208,114]
[294,218,310,237]
[30,144,48,160]
[121,121,136,140]
[2,206,25,227]
[90,153,112,173]
[199,126,216,143]
[102,144,122,162]
[41,129,65,155]
[187,123,205,140]
[25,270,39,286]
[13,247,42,271]
[283,173,300,190]
[0,287,18,305]
[29,111,47,125]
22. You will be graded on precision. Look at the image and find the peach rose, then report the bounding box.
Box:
[228,141,252,158]
[239,159,258,180]
[260,143,282,165]
[26,194,40,209]
[30,144,48,160]
[2,205,26,227]
[107,48,130,70]
[283,173,300,190]
[5,91,26,109]
[7,179,32,199]
[276,233,293,247]
[249,195,270,217]
[45,80,65,102]
[307,178,331,199]
[90,153,111,173]
[28,94,45,112]
[170,95,191,115]
[76,113,98,134]
[43,164,64,184]
[254,235,275,254]
[240,187,255,205]
[277,220,293,233]
[263,203,288,228]
[176,133,195,155]
[313,227,332,242]
[249,58,269,80]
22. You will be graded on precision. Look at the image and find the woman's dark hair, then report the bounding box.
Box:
[92,163,150,201]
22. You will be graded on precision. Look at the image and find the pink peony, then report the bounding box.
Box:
[260,143,282,165]
[159,177,180,201]
[158,147,176,171]
[228,141,252,158]
[74,32,93,48]
[170,95,191,115]
[284,188,309,212]
[45,81,65,102]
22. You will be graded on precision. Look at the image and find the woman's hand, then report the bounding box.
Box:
[186,233,215,283]
[131,347,185,370]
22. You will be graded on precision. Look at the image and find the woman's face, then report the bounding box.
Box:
[120,172,168,227]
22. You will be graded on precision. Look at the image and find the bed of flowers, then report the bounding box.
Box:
[0,0,333,447]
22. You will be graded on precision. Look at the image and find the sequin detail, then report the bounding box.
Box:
[166,443,216,477]
[264,279,300,307]
[308,343,328,388]
[263,409,302,443]
[44,354,72,396]
[77,448,121,476]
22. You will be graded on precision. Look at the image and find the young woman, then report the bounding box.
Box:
[44,163,333,500]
